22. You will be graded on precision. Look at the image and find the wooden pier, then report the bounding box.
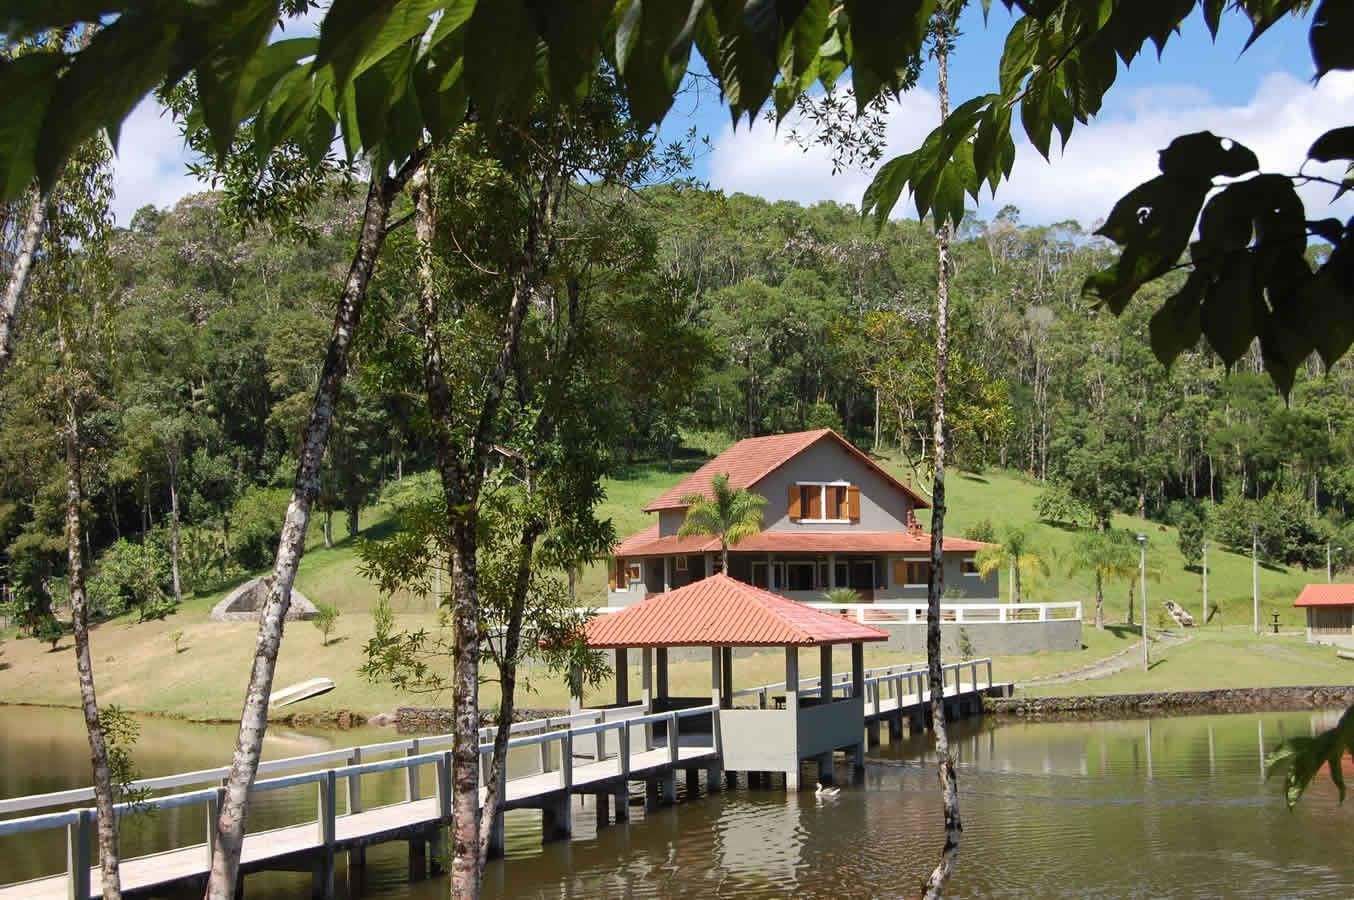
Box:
[0,705,720,900]
[0,657,1008,899]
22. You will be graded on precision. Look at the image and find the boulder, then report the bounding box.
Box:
[209,576,318,622]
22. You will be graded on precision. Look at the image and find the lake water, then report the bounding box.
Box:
[1,705,1350,898]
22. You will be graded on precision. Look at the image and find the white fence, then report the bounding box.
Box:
[805,601,1082,624]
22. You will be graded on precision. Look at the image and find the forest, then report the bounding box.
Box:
[3,182,1352,635]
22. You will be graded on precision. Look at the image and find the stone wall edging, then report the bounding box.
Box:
[986,684,1354,719]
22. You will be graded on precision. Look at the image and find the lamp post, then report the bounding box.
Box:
[1201,536,1209,627]
[1252,525,1260,636]
[1138,532,1148,671]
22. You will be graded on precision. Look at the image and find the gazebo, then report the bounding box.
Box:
[582,573,889,789]
[1295,583,1354,647]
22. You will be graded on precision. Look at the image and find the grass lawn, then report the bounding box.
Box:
[1024,627,1354,697]
[1,442,1346,722]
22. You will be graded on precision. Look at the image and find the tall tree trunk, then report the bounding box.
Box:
[347,506,359,538]
[923,18,961,898]
[64,388,122,899]
[322,511,333,548]
[1127,576,1135,626]
[206,156,422,899]
[167,454,182,605]
[0,188,50,386]
[411,155,548,896]
[721,539,729,575]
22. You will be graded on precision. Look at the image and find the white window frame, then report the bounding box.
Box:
[794,480,852,524]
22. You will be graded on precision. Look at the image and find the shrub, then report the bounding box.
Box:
[229,487,291,571]
[313,603,340,646]
[822,587,861,605]
[88,539,173,620]
[1035,483,1088,527]
[35,614,64,650]
[169,629,186,653]
[962,518,996,543]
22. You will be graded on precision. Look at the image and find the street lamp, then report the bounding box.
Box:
[1138,533,1148,671]
[1201,536,1209,628]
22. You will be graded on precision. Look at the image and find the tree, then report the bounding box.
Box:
[311,603,339,646]
[676,473,767,573]
[920,7,965,896]
[1064,529,1138,630]
[975,527,1050,605]
[1174,504,1207,569]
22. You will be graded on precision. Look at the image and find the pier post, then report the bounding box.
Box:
[408,839,427,881]
[708,766,724,792]
[887,714,903,741]
[685,767,699,797]
[405,738,422,801]
[486,809,506,858]
[866,719,881,747]
[852,741,866,782]
[542,794,572,842]
[347,748,365,868]
[817,752,833,785]
[613,785,630,822]
[66,807,92,900]
[656,648,669,700]
[660,771,677,805]
[429,826,446,874]
[594,792,611,829]
[645,778,660,811]
[615,648,629,706]
[314,770,337,899]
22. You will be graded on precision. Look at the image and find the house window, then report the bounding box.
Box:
[675,556,688,572]
[786,561,816,591]
[625,561,641,584]
[893,558,930,586]
[961,557,979,576]
[791,482,858,523]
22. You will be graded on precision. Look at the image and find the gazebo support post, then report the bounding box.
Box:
[656,648,669,701]
[641,646,654,748]
[710,645,723,708]
[851,641,866,780]
[784,647,800,791]
[615,648,629,706]
[720,646,733,708]
[819,644,832,703]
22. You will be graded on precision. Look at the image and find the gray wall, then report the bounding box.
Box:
[874,619,1082,655]
[658,508,686,537]
[878,554,998,600]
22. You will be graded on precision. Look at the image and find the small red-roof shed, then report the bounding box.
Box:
[584,573,889,648]
[1294,584,1354,647]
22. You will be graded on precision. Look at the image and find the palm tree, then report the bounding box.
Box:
[1064,529,1138,630]
[975,526,1050,605]
[677,473,767,574]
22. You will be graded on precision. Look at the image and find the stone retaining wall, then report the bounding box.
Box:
[987,685,1354,719]
[395,706,567,734]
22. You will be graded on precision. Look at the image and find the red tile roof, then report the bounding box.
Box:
[613,526,986,558]
[1294,584,1354,607]
[642,429,929,512]
[584,574,890,647]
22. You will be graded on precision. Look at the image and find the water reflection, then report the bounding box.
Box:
[2,707,1351,898]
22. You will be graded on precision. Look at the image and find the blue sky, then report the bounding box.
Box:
[110,6,1351,229]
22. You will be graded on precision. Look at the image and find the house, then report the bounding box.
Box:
[609,429,997,606]
[1295,584,1354,647]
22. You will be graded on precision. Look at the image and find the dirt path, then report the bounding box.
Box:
[1020,630,1193,687]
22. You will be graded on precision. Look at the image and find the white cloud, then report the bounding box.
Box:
[108,98,201,225]
[707,71,1354,228]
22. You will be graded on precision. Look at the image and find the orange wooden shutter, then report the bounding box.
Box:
[611,558,622,589]
[847,485,861,521]
[892,559,907,585]
[808,486,822,519]
[789,484,802,521]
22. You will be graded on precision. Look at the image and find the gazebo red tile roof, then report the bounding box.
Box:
[612,525,987,557]
[583,574,889,648]
[642,428,929,512]
[1294,584,1354,607]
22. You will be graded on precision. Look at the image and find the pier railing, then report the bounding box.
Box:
[731,658,993,709]
[806,601,1081,623]
[0,704,719,897]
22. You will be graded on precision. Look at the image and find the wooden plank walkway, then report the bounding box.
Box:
[1,709,719,900]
